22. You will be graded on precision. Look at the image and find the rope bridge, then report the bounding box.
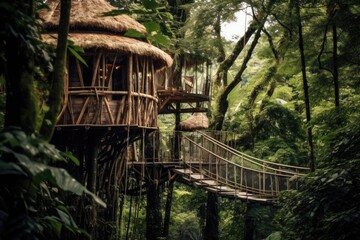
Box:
[173,131,309,202]
[129,131,309,203]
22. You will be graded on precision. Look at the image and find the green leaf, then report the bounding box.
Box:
[151,33,170,47]
[43,216,62,238]
[61,151,80,166]
[17,157,106,208]
[124,29,146,39]
[142,0,159,10]
[102,9,130,16]
[143,21,161,33]
[68,47,88,67]
[0,160,27,176]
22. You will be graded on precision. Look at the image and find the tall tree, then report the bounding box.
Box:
[317,0,340,107]
[2,0,39,134]
[40,0,71,140]
[213,0,275,130]
[213,22,257,88]
[296,0,315,171]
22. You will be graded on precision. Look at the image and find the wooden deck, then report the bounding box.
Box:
[158,89,210,114]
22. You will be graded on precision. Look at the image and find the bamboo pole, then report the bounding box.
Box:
[103,97,115,124]
[127,54,133,125]
[91,51,102,86]
[76,97,90,124]
[76,59,84,87]
[136,56,141,125]
[107,53,117,89]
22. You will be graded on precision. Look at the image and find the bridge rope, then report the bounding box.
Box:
[176,131,309,202]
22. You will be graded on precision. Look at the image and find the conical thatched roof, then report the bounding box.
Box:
[40,0,172,68]
[176,113,209,131]
[42,33,173,68]
[40,0,146,34]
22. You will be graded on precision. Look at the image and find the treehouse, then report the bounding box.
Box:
[40,0,172,130]
[157,53,211,114]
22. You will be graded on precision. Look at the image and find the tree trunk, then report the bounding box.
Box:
[213,22,257,88]
[4,0,38,134]
[213,14,226,86]
[86,137,99,234]
[146,174,163,240]
[163,180,174,238]
[296,0,315,171]
[214,14,226,64]
[203,192,219,240]
[40,0,71,140]
[213,14,269,131]
[145,134,163,240]
[332,21,340,107]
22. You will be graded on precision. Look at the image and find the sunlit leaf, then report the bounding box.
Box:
[61,151,80,166]
[143,21,161,33]
[68,47,88,67]
[124,29,146,39]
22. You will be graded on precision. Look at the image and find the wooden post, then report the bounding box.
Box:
[136,56,141,125]
[127,54,133,125]
[91,51,102,86]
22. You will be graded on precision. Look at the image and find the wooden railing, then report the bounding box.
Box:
[57,87,158,128]
[180,131,309,200]
[197,131,309,174]
[127,131,309,201]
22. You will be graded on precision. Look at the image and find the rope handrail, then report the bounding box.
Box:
[182,136,300,200]
[197,130,309,172]
[186,133,307,176]
[183,136,300,178]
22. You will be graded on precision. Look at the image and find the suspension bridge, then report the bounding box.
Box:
[128,131,309,203]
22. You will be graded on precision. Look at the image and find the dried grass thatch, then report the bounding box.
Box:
[176,113,209,131]
[40,0,146,34]
[42,33,173,68]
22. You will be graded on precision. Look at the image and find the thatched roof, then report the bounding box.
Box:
[42,33,173,68]
[40,0,146,34]
[176,113,209,131]
[40,0,173,68]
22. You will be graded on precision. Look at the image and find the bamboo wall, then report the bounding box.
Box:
[57,51,158,128]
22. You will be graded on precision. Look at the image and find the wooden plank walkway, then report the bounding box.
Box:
[174,168,273,203]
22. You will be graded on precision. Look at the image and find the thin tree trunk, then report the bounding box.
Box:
[125,194,133,240]
[296,0,315,171]
[146,175,163,240]
[213,16,268,131]
[203,192,219,240]
[163,180,174,238]
[86,138,99,233]
[213,14,226,86]
[213,22,257,88]
[40,0,71,140]
[332,21,339,107]
[214,15,226,63]
[145,134,163,240]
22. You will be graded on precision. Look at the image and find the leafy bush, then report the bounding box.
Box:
[0,127,105,239]
[275,158,360,240]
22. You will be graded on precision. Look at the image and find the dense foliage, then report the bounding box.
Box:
[0,128,105,239]
[277,158,360,240]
